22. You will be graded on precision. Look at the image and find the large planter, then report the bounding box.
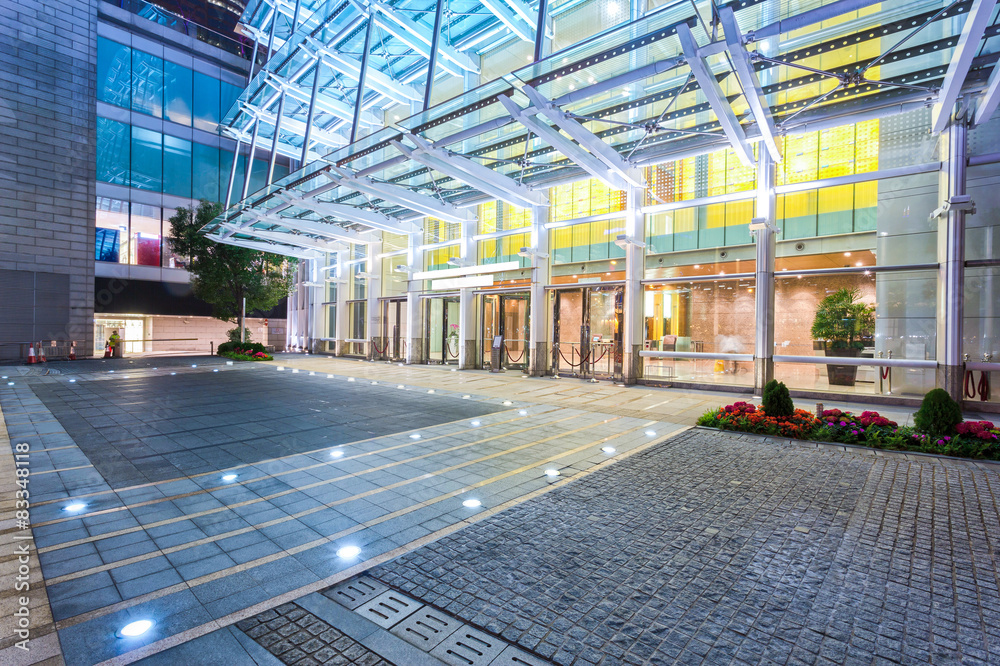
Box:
[826,347,861,386]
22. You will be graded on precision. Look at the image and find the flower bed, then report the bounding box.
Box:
[220,348,273,362]
[699,404,1000,461]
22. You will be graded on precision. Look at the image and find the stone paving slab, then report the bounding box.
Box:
[368,428,1000,666]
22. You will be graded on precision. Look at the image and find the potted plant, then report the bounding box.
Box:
[811,288,875,386]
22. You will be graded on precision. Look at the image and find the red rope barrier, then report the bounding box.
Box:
[590,346,608,365]
[447,340,459,358]
[371,338,389,355]
[503,344,525,363]
[880,366,890,380]
[556,346,590,368]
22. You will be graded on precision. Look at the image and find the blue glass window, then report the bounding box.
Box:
[163,135,192,198]
[97,37,131,108]
[193,142,221,202]
[193,71,221,133]
[130,126,163,192]
[163,60,193,126]
[96,117,130,185]
[131,50,164,118]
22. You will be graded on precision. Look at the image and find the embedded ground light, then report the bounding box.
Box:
[544,469,560,477]
[63,503,86,512]
[222,474,238,482]
[336,545,361,559]
[519,410,527,416]
[118,620,154,638]
[462,499,482,508]
[471,420,481,426]
[602,446,616,453]
[410,433,422,439]
[645,430,657,437]
[330,450,344,458]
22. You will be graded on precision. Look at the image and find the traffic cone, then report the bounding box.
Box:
[69,341,76,361]
[103,343,111,359]
[26,344,36,364]
[38,342,47,363]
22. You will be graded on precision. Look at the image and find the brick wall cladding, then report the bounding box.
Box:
[0,0,97,357]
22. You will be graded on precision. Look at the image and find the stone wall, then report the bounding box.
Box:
[0,0,98,358]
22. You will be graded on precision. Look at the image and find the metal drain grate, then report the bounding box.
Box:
[356,590,423,628]
[391,606,461,650]
[323,576,389,610]
[491,646,551,666]
[431,626,506,666]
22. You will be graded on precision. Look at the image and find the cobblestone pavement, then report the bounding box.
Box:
[369,429,1000,666]
[237,602,393,666]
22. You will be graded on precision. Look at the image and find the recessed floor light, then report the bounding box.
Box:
[213,369,219,373]
[347,377,355,382]
[518,410,527,415]
[109,370,114,373]
[63,503,86,512]
[463,499,482,508]
[309,371,315,376]
[337,545,361,558]
[222,474,238,482]
[226,361,233,366]
[502,400,512,406]
[462,395,471,399]
[645,430,657,437]
[397,384,405,389]
[170,372,176,376]
[427,389,435,394]
[544,469,560,477]
[69,379,76,383]
[471,420,481,426]
[118,620,154,637]
[191,364,197,368]
[410,433,422,439]
[371,381,378,385]
[7,382,14,386]
[602,446,616,453]
[327,374,334,378]
[330,450,344,458]
[292,369,299,374]
[277,367,285,371]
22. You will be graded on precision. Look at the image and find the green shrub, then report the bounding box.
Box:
[913,388,962,439]
[217,341,268,355]
[761,379,794,417]
[226,327,252,343]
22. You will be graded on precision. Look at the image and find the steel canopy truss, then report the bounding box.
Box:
[392,133,548,209]
[931,0,997,133]
[212,0,1000,259]
[206,233,326,260]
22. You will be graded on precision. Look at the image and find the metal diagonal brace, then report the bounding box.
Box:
[497,95,631,191]
[520,85,646,189]
[395,134,548,209]
[321,168,474,224]
[676,22,756,168]
[254,215,372,243]
[718,7,781,162]
[207,234,324,260]
[931,0,996,134]
[276,192,421,234]
[222,225,350,252]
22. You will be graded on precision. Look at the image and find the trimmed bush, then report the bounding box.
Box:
[913,388,962,439]
[218,341,268,355]
[227,327,253,343]
[761,379,794,417]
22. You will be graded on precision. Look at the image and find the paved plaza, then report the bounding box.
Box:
[1,355,998,665]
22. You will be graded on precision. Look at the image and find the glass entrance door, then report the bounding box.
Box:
[481,293,529,370]
[426,297,460,364]
[381,298,406,361]
[552,287,623,379]
[553,289,586,376]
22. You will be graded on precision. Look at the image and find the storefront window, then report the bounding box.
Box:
[96,197,128,263]
[130,204,162,266]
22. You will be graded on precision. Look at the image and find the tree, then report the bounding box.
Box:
[169,200,296,339]
[810,288,875,350]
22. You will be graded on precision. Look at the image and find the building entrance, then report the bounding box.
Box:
[426,296,460,365]
[481,292,529,371]
[380,298,407,361]
[552,286,623,380]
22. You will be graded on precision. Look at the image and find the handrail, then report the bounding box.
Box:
[966,362,1000,372]
[640,351,753,361]
[773,355,937,368]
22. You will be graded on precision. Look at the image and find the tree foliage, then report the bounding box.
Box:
[169,200,296,335]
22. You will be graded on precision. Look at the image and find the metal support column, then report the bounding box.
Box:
[937,119,969,400]
[265,8,278,63]
[367,240,383,360]
[458,218,478,369]
[267,92,286,184]
[405,231,425,364]
[528,205,551,376]
[532,0,549,62]
[248,36,260,82]
[224,138,242,208]
[350,19,374,144]
[291,0,302,33]
[423,0,446,109]
[300,59,322,164]
[622,186,645,385]
[753,150,777,392]
[241,119,260,200]
[334,252,349,356]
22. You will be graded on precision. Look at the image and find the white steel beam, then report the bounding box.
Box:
[266,74,380,127]
[322,168,474,224]
[718,7,782,162]
[498,94,631,191]
[393,133,548,209]
[366,0,479,75]
[676,23,756,168]
[244,103,347,149]
[302,36,423,104]
[975,62,1000,125]
[275,192,421,233]
[223,225,349,252]
[259,215,373,243]
[932,0,996,134]
[478,0,534,42]
[520,85,646,188]
[223,125,325,164]
[207,234,324,260]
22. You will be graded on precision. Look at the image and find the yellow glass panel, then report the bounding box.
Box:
[855,180,878,209]
[726,200,754,226]
[819,125,855,179]
[818,184,854,215]
[705,203,725,228]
